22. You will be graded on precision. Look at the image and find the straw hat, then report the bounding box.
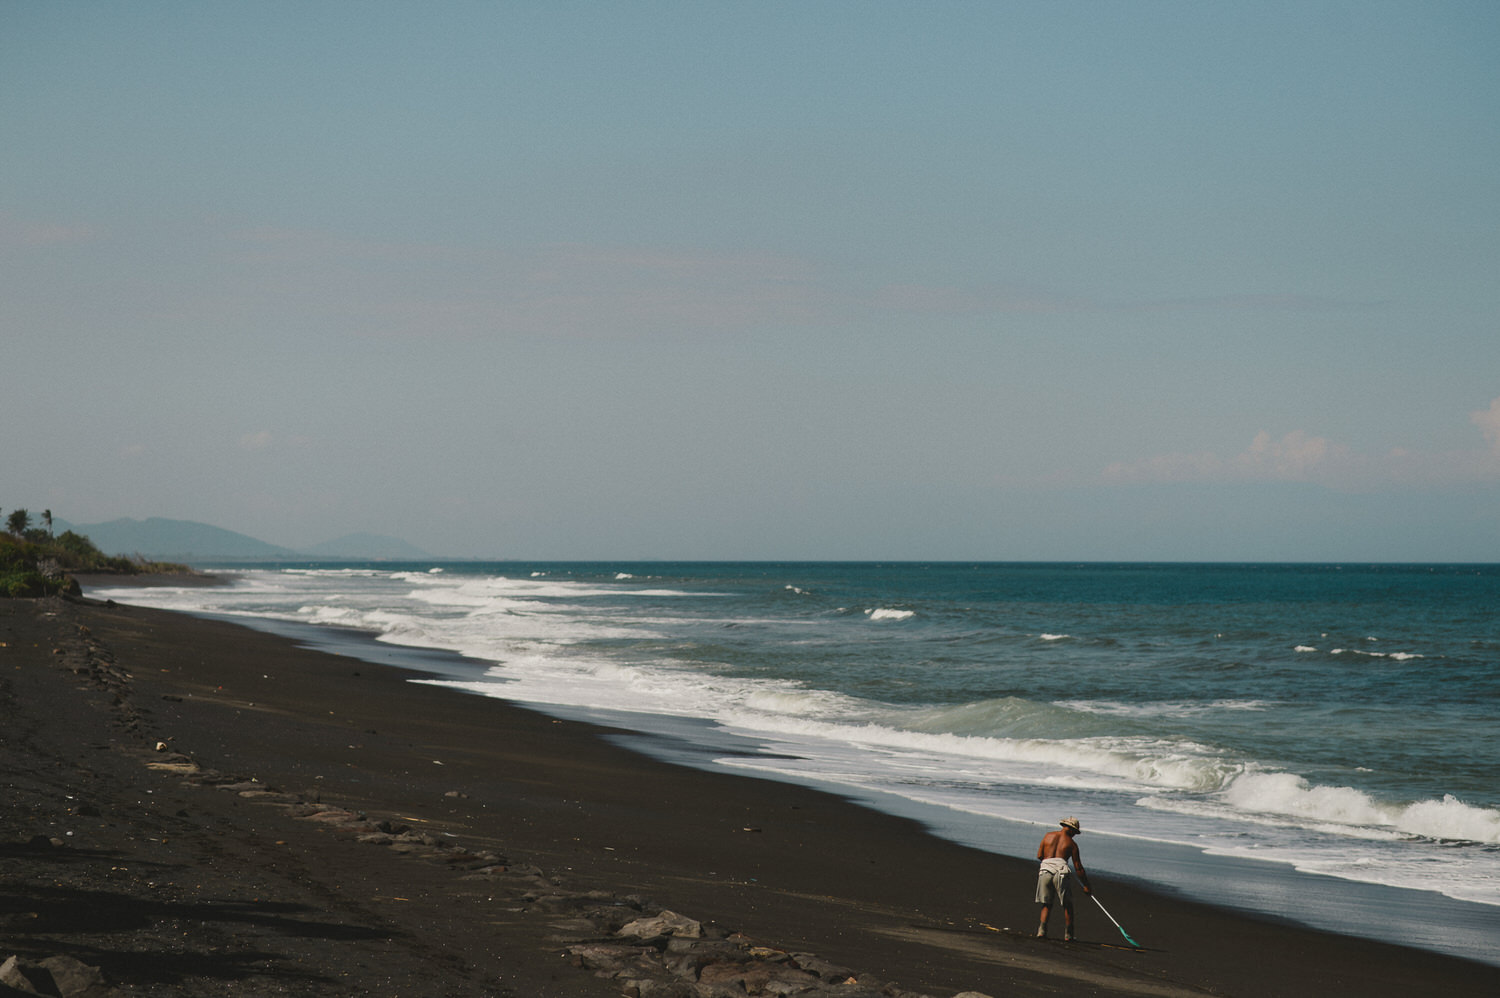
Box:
[1060,817,1081,832]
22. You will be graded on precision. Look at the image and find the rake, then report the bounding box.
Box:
[1090,893,1141,948]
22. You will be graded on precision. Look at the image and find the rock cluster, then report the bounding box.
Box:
[553,902,997,998]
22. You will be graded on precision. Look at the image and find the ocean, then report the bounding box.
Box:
[93,562,1500,965]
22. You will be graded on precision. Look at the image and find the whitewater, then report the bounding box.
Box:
[93,561,1500,965]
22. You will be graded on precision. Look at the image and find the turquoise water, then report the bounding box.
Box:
[97,562,1500,962]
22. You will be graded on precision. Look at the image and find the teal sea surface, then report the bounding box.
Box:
[97,562,1500,964]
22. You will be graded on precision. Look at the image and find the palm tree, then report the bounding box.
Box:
[7,508,30,536]
[42,509,54,537]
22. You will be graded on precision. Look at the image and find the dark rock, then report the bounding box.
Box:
[699,959,821,994]
[617,909,702,941]
[791,953,857,982]
[568,943,645,974]
[237,789,300,803]
[394,830,443,847]
[302,807,364,826]
[582,903,642,932]
[0,954,110,997]
[38,956,109,997]
[0,956,42,995]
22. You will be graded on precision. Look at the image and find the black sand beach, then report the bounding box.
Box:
[1,589,1493,997]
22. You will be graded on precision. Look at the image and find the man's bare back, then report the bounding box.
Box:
[1036,824,1090,892]
[1037,828,1078,862]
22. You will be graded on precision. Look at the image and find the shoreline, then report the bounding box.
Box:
[2,591,1494,996]
[85,571,1500,968]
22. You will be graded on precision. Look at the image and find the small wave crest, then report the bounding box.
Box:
[1065,699,1275,718]
[1332,645,1422,660]
[750,715,1245,795]
[866,607,915,621]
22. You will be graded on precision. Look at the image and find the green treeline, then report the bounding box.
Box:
[1,507,191,597]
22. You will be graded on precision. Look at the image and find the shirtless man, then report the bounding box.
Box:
[1035,817,1091,940]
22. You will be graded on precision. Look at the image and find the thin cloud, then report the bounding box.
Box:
[869,283,1084,315]
[1117,294,1391,314]
[1104,399,1500,490]
[231,225,447,263]
[0,212,102,248]
[186,228,849,337]
[112,219,1404,341]
[1103,429,1350,485]
[239,430,274,451]
[1471,397,1500,456]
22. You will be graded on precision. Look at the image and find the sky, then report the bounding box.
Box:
[4,0,1498,561]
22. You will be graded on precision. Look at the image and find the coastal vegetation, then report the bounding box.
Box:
[1,507,191,597]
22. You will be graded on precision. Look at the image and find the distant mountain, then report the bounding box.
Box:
[54,517,431,563]
[301,532,432,560]
[59,517,301,561]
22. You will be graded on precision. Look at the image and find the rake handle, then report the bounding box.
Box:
[1089,893,1141,948]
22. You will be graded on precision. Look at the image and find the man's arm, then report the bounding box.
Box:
[1070,844,1092,893]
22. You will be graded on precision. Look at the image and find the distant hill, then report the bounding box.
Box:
[56,517,301,561]
[53,518,431,563]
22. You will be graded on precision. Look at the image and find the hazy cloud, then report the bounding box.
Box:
[1105,401,1500,490]
[175,228,848,338]
[1119,294,1390,314]
[0,212,101,248]
[1472,397,1500,455]
[869,283,1086,315]
[70,216,1411,350]
[1103,429,1348,485]
[153,224,1390,343]
[239,430,274,451]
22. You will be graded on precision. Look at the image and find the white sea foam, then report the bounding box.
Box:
[1064,699,1275,718]
[866,608,915,621]
[1399,794,1500,842]
[282,568,384,577]
[1039,633,1069,641]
